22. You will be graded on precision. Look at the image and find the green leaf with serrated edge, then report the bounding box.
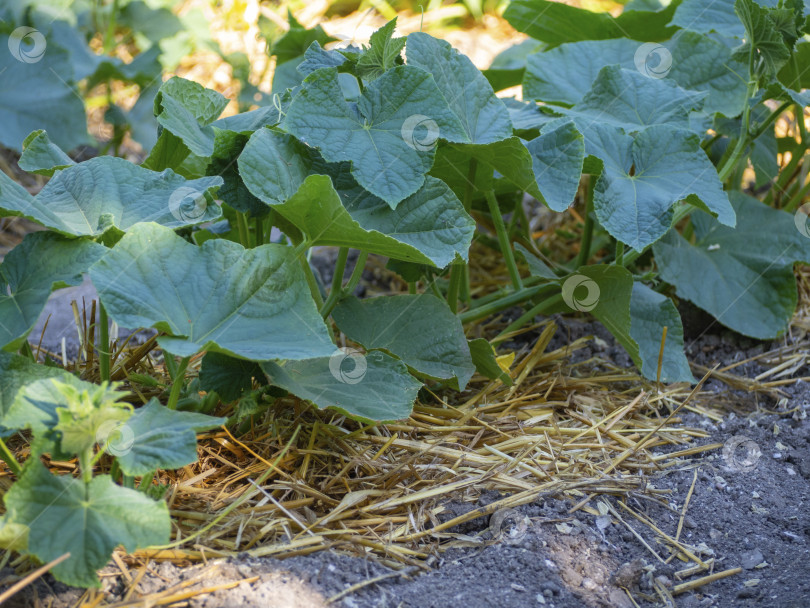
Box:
[282,66,468,207]
[0,157,222,237]
[199,352,266,402]
[526,119,585,211]
[733,0,793,76]
[152,76,228,157]
[114,399,225,476]
[207,129,267,217]
[629,283,694,383]
[3,464,169,587]
[670,0,752,37]
[54,381,132,456]
[237,128,312,205]
[468,338,513,385]
[0,232,106,351]
[653,193,810,339]
[525,34,748,117]
[261,350,421,422]
[332,295,475,390]
[0,34,88,151]
[298,41,347,77]
[563,66,706,137]
[0,353,69,427]
[356,18,405,81]
[503,0,679,45]
[589,124,734,250]
[503,98,556,132]
[3,376,90,435]
[90,223,334,360]
[18,130,75,176]
[514,243,558,280]
[406,32,513,144]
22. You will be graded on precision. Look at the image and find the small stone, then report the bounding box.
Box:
[737,586,758,599]
[786,467,796,476]
[561,567,583,587]
[612,561,643,588]
[741,549,764,569]
[535,593,546,605]
[511,583,526,592]
[683,516,697,529]
[655,575,672,588]
[709,528,723,540]
[581,578,597,590]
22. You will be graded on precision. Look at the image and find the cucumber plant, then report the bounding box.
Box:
[0,0,808,587]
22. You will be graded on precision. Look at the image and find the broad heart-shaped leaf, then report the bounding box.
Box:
[670,0,748,37]
[255,174,473,267]
[563,66,706,137]
[282,66,469,207]
[114,399,225,476]
[3,464,169,587]
[261,350,421,422]
[199,352,266,402]
[653,194,810,339]
[629,283,694,383]
[298,41,348,78]
[0,353,69,427]
[503,0,679,45]
[562,267,692,383]
[406,32,513,144]
[90,223,334,360]
[356,18,405,81]
[18,130,75,176]
[332,295,475,390]
[0,34,88,151]
[524,34,748,117]
[590,124,735,250]
[0,232,106,351]
[0,157,222,236]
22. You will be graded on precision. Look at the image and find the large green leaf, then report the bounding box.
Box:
[18,130,75,176]
[237,128,311,205]
[564,66,705,136]
[0,354,68,426]
[0,34,88,150]
[0,157,222,236]
[503,0,679,45]
[670,0,748,37]
[90,223,334,360]
[590,124,734,250]
[332,295,475,390]
[113,399,225,476]
[199,352,266,402]
[261,350,422,421]
[629,283,694,383]
[733,0,794,76]
[653,193,810,338]
[4,464,169,587]
[206,129,267,218]
[0,232,106,351]
[406,32,513,144]
[524,34,748,117]
[282,65,468,206]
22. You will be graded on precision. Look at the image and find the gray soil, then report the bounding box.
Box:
[4,299,810,608]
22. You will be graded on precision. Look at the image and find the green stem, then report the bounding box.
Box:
[254,217,264,246]
[460,159,478,306]
[344,252,369,295]
[446,262,464,314]
[718,49,758,184]
[767,143,807,206]
[98,303,110,382]
[166,356,190,410]
[138,471,154,491]
[459,284,556,325]
[408,281,417,294]
[784,176,810,213]
[80,448,93,484]
[484,190,523,291]
[493,293,564,343]
[236,212,250,248]
[796,104,808,144]
[320,247,349,319]
[615,241,625,266]
[749,102,791,141]
[0,438,21,476]
[575,177,595,268]
[300,255,324,309]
